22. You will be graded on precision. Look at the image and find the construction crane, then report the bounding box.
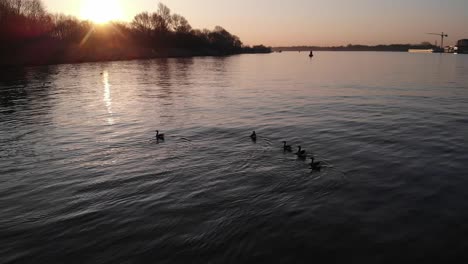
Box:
[427,32,448,49]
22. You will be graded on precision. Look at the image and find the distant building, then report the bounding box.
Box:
[455,39,468,54]
[445,46,456,53]
[408,49,434,53]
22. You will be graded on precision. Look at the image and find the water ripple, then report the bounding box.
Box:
[1,52,468,263]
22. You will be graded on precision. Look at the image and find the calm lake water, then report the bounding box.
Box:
[1,52,468,263]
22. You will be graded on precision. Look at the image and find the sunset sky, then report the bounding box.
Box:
[43,0,468,46]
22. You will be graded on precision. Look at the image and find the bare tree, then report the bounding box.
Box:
[171,14,191,33]
[1,0,45,18]
[149,13,166,33]
[22,0,46,19]
[157,3,171,26]
[132,12,152,33]
[11,0,22,14]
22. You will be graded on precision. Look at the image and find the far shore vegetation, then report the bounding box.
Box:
[274,42,439,52]
[0,0,272,66]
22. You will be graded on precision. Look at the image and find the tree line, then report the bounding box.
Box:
[274,43,439,52]
[0,0,271,65]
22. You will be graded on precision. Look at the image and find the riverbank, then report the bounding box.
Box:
[0,44,272,67]
[0,2,271,67]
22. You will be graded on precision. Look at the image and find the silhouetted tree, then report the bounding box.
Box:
[0,0,271,65]
[50,14,91,43]
[22,0,46,18]
[132,12,152,33]
[156,3,171,32]
[171,14,191,33]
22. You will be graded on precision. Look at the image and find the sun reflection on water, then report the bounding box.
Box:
[103,71,114,125]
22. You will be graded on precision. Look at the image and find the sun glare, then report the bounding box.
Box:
[80,0,124,24]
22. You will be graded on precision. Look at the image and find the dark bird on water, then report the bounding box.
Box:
[295,146,307,158]
[156,130,165,140]
[282,141,293,152]
[250,131,257,141]
[310,157,322,170]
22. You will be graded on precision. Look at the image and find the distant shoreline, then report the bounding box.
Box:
[273,44,439,52]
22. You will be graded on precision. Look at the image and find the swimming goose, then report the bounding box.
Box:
[250,131,257,141]
[310,157,322,170]
[295,146,307,158]
[282,141,293,152]
[156,130,165,140]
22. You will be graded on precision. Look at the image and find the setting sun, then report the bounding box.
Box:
[80,0,124,23]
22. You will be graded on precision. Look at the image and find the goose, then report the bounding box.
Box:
[282,141,293,152]
[295,146,307,158]
[310,157,322,170]
[250,131,257,141]
[155,130,165,140]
